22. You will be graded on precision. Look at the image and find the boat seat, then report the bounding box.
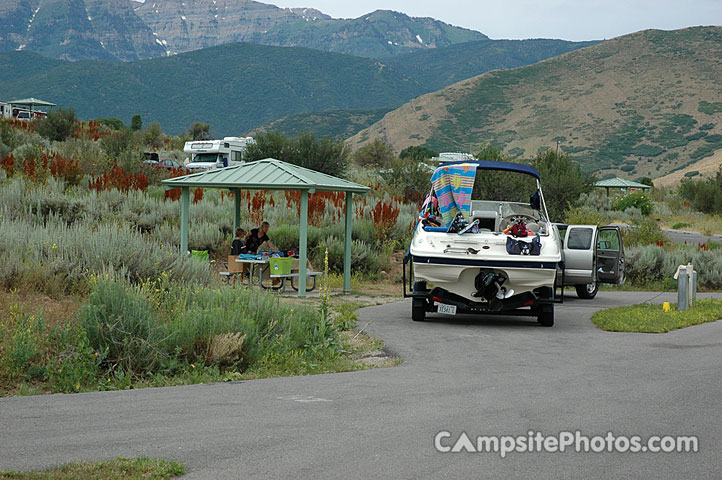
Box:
[471,210,500,232]
[423,226,448,233]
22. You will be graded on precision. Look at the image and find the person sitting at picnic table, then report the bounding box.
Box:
[245,221,277,254]
[230,228,247,255]
[228,227,247,285]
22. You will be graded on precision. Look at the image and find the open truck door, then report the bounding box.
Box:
[558,224,625,299]
[597,226,625,285]
[561,225,598,299]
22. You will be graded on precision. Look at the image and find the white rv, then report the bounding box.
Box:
[183,136,255,170]
[0,102,12,119]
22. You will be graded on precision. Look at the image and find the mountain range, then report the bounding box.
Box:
[135,1,488,59]
[0,36,593,136]
[0,0,165,61]
[0,0,488,61]
[0,43,425,135]
[348,27,722,179]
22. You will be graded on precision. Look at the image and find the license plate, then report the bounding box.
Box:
[437,303,457,315]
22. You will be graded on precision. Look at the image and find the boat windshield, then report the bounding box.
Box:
[472,169,538,204]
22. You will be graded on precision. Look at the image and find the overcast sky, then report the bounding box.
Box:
[275,0,721,41]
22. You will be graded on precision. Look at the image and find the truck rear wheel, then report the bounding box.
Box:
[575,280,599,299]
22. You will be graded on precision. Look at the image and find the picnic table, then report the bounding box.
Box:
[230,255,322,294]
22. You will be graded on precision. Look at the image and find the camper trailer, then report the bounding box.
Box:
[0,102,11,119]
[183,136,255,170]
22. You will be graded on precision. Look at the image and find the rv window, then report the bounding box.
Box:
[231,151,242,162]
[191,142,213,149]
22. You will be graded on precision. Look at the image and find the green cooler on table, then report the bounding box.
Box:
[269,257,292,275]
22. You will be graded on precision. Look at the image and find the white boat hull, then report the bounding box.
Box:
[410,226,562,303]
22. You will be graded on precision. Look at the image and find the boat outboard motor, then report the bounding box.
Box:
[473,269,513,311]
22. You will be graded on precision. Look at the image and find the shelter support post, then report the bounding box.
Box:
[299,190,309,297]
[344,192,353,293]
[181,187,190,256]
[233,188,241,230]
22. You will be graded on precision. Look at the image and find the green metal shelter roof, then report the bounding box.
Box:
[162,158,370,194]
[594,177,651,190]
[7,98,56,107]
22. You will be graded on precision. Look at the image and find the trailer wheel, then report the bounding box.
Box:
[575,280,599,299]
[537,304,554,327]
[412,281,427,322]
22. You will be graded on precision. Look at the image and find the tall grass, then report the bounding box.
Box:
[0,214,213,294]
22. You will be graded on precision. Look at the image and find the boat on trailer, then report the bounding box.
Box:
[403,160,563,326]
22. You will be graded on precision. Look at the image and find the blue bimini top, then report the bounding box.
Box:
[438,160,540,180]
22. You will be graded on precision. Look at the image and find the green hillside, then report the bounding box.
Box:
[384,38,599,92]
[250,108,394,139]
[0,43,425,135]
[348,27,722,179]
[249,39,597,139]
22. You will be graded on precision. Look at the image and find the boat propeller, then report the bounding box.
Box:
[472,270,511,310]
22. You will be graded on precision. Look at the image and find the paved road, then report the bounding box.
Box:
[2,292,722,479]
[664,229,722,245]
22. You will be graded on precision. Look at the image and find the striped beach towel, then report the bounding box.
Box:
[431,163,477,225]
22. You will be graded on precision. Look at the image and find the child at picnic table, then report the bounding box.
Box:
[230,228,247,255]
[228,227,247,285]
[245,221,278,254]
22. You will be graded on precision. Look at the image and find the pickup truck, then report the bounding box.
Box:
[557,224,625,298]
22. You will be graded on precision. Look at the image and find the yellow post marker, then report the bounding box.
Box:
[663,302,671,312]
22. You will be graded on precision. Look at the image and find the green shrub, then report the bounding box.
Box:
[143,122,165,149]
[380,156,432,202]
[625,245,722,289]
[531,149,592,221]
[95,117,125,130]
[150,277,336,369]
[615,191,653,216]
[399,146,438,161]
[315,237,381,276]
[1,119,18,150]
[353,138,395,168]
[35,108,77,142]
[245,131,350,176]
[80,278,168,376]
[679,169,722,214]
[46,327,106,393]
[101,127,136,160]
[1,312,47,381]
[564,206,606,226]
[622,218,665,247]
[131,114,143,131]
[624,245,666,284]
